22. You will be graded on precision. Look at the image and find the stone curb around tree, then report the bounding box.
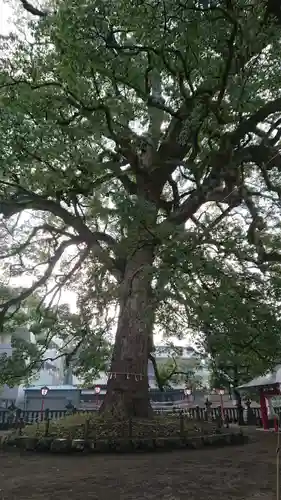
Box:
[0,431,248,454]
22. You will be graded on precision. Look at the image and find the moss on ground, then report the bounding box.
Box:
[18,413,220,440]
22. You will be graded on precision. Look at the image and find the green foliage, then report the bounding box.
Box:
[1,0,281,394]
[198,271,281,388]
[20,413,215,440]
[0,286,111,386]
[154,353,205,390]
[161,361,204,389]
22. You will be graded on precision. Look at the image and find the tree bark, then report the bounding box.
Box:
[100,243,155,418]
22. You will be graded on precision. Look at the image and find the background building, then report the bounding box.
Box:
[0,328,65,408]
[148,345,210,389]
[0,327,211,408]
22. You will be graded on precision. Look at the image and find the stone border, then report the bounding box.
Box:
[0,431,248,454]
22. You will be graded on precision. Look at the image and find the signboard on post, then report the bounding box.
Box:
[94,386,101,407]
[41,386,49,397]
[183,388,192,405]
[40,386,49,416]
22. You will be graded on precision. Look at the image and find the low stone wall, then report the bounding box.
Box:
[1,431,248,454]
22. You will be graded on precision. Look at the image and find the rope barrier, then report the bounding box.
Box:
[107,371,147,381]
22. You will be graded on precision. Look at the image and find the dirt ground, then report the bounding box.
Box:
[0,431,278,500]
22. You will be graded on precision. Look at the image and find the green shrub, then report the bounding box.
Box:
[17,413,219,441]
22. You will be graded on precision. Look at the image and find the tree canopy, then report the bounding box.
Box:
[198,271,281,390]
[1,0,281,415]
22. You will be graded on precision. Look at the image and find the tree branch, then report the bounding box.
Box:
[216,19,238,108]
[148,353,190,391]
[156,6,281,180]
[230,97,281,146]
[240,186,281,264]
[245,144,281,172]
[148,353,165,391]
[19,0,47,17]
[0,238,80,328]
[0,187,122,280]
[37,247,91,311]
[160,174,239,228]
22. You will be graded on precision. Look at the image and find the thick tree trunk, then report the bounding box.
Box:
[100,244,155,418]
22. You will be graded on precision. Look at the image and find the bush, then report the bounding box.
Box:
[17,413,220,440]
[2,413,248,453]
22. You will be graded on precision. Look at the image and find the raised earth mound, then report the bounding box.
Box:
[1,413,248,453]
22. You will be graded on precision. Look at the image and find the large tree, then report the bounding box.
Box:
[1,0,281,417]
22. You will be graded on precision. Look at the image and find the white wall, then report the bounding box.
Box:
[0,333,65,404]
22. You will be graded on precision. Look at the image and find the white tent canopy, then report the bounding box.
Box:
[238,365,281,389]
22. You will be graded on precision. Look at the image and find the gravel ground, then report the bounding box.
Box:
[0,431,278,500]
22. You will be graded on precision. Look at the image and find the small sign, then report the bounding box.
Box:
[94,386,101,394]
[217,388,225,395]
[40,386,49,397]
